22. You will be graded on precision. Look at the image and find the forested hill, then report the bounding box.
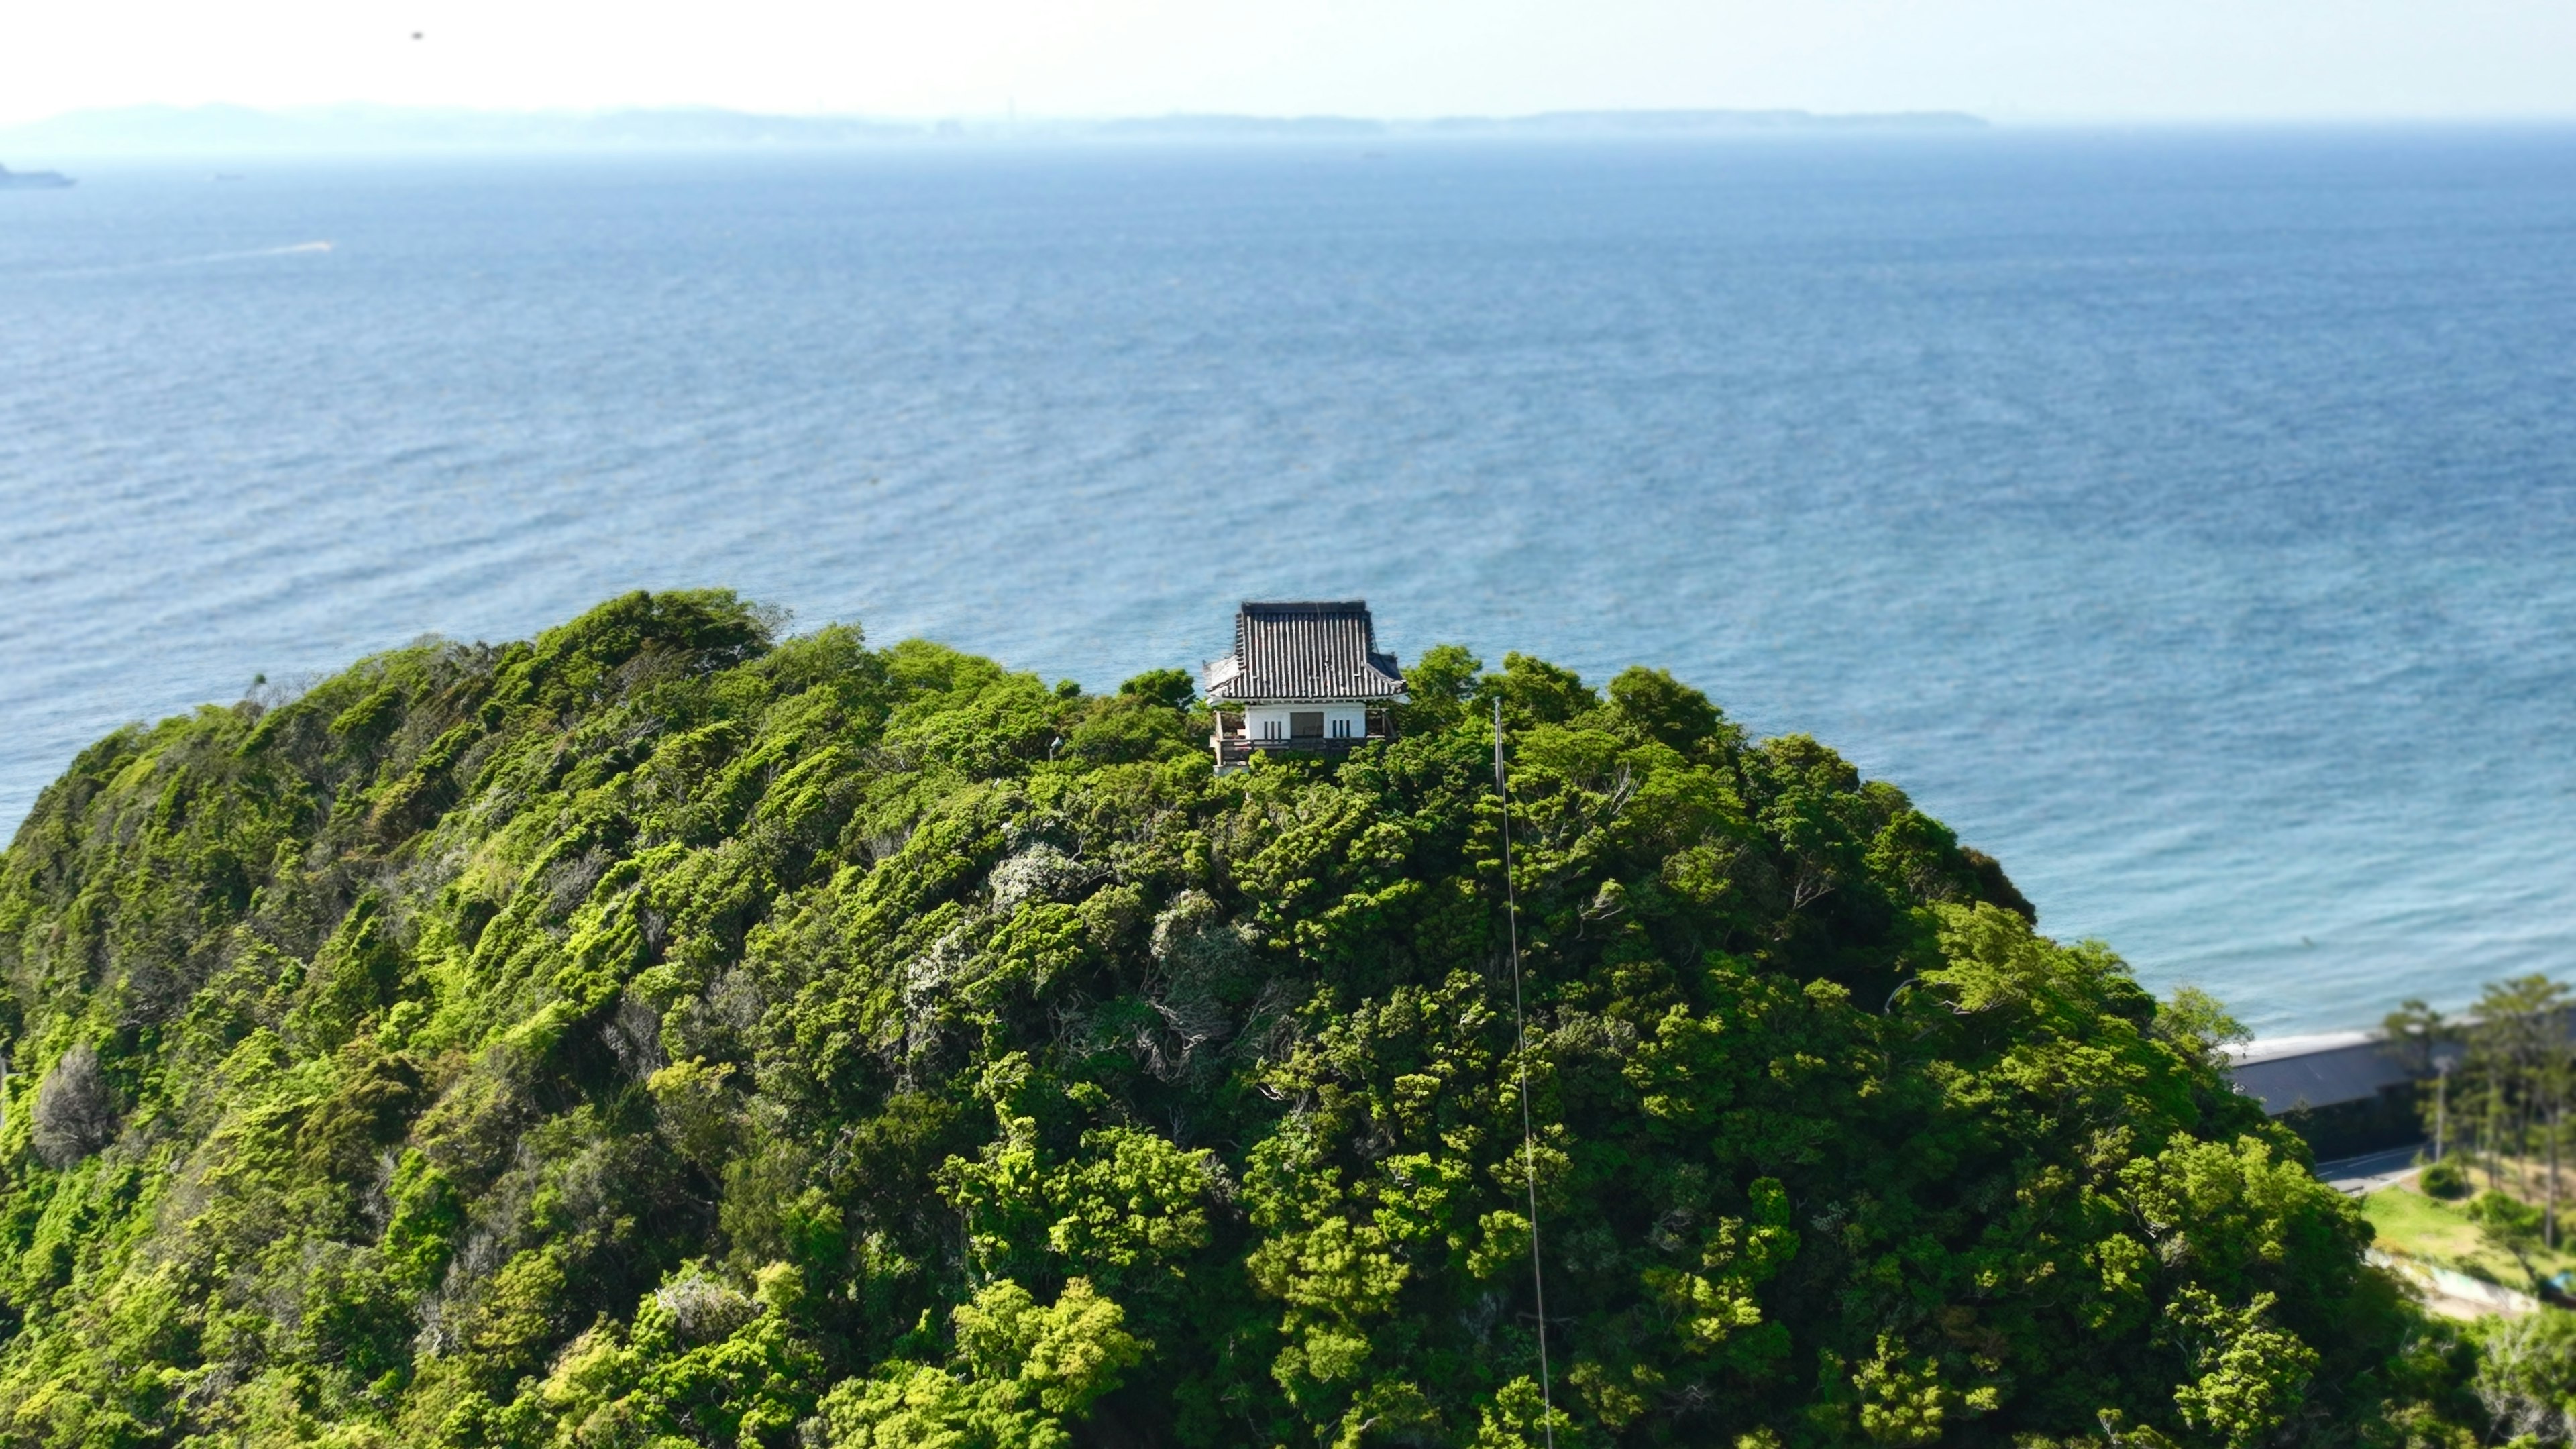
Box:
[0,591,2469,1447]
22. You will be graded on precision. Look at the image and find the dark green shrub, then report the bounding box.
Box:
[2422,1159,2470,1199]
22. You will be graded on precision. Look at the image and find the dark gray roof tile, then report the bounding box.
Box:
[1205,601,1405,702]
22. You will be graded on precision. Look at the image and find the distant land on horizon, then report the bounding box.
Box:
[0,102,1988,154]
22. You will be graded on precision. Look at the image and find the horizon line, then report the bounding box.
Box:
[11,103,2576,157]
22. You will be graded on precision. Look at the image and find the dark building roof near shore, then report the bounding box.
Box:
[1204,601,1405,704]
[2224,1030,2463,1114]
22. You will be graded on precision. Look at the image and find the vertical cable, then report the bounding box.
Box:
[1495,699,1556,1447]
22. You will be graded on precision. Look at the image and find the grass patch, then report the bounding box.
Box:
[2363,1169,2576,1287]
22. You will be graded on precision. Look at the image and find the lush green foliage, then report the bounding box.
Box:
[2471,1310,2576,1442]
[2420,1161,2470,1201]
[2391,980,2576,1258]
[0,592,2471,1447]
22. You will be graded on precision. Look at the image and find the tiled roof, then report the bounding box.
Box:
[1204,601,1405,703]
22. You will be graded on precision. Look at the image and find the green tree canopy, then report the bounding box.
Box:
[0,592,2468,1447]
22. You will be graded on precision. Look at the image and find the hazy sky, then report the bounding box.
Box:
[7,0,2573,126]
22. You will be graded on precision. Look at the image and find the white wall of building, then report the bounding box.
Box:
[1242,702,1371,741]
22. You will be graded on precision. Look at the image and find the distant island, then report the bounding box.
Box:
[0,162,73,188]
[1095,109,1986,138]
[0,103,1986,154]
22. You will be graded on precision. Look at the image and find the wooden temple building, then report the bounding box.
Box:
[1203,601,1405,772]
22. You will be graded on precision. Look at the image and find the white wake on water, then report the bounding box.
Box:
[30,241,333,278]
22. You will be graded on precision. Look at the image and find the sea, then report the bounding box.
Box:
[2,129,2572,1036]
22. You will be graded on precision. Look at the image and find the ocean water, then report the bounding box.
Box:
[3,131,2573,1034]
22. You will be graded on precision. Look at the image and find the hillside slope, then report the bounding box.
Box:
[0,592,2461,1447]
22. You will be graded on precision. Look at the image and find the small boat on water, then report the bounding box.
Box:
[0,164,76,189]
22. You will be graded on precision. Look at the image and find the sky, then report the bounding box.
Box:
[3,0,2574,127]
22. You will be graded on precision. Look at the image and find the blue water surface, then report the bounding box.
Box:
[3,130,2572,1032]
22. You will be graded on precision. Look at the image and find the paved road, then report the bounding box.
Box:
[2315,1144,2430,1194]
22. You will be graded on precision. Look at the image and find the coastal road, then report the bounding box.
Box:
[2314,1144,2428,1195]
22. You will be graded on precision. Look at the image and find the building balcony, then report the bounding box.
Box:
[1212,710,1393,771]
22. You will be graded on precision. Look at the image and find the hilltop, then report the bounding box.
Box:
[0,592,2473,1446]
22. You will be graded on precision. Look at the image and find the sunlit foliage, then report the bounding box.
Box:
[0,592,2471,1446]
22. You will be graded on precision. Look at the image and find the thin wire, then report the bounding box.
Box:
[1495,698,1556,1448]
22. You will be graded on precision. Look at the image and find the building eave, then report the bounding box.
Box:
[1214,694,1407,707]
